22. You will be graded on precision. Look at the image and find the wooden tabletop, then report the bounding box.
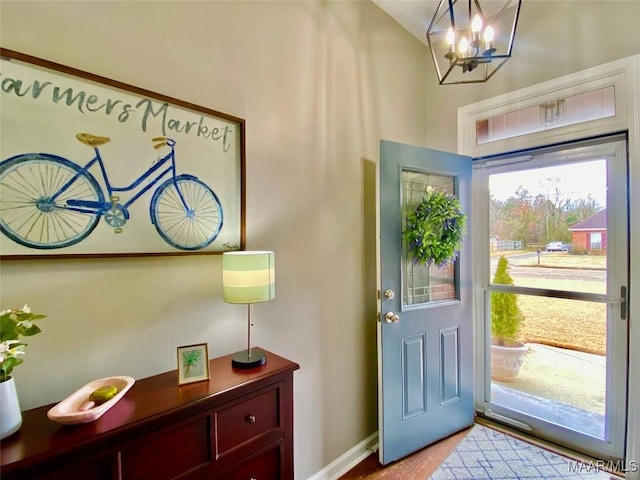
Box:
[0,348,299,472]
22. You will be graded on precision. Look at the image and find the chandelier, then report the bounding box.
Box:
[426,0,522,85]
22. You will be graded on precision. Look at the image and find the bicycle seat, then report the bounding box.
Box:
[76,133,111,147]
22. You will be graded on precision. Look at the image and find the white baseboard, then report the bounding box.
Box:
[306,431,379,480]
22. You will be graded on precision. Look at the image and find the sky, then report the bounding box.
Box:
[489,160,607,207]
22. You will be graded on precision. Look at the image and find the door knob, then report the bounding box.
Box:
[384,289,395,300]
[385,312,400,324]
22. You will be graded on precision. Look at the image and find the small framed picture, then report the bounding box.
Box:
[177,343,210,385]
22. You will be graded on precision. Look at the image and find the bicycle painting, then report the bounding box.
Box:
[0,134,223,251]
[0,48,245,258]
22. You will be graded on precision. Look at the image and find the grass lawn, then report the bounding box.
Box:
[516,291,606,356]
[494,252,607,356]
[511,252,606,270]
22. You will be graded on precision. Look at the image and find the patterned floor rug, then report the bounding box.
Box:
[428,425,615,480]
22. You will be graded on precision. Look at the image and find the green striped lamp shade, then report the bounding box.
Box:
[223,251,275,304]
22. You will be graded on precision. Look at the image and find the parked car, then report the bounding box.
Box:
[546,241,567,252]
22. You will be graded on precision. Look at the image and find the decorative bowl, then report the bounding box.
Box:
[47,376,135,425]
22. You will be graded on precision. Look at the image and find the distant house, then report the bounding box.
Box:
[568,209,607,254]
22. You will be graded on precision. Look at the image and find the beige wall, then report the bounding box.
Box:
[0,1,426,478]
[1,1,639,478]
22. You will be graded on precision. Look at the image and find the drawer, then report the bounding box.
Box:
[31,454,115,480]
[216,445,280,480]
[120,415,211,480]
[215,386,280,457]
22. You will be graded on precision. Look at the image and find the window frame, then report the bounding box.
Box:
[472,133,628,460]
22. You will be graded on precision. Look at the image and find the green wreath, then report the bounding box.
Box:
[403,189,467,267]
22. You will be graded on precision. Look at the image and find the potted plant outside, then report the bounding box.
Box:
[490,256,528,381]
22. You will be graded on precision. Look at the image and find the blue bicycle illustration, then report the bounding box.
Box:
[0,133,223,250]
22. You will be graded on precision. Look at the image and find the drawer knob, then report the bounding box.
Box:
[246,414,256,424]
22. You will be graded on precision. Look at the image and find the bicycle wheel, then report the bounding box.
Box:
[150,175,223,250]
[0,153,103,249]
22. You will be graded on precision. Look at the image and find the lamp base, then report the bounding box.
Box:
[232,348,267,369]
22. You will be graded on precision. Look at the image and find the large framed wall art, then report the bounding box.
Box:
[0,49,245,259]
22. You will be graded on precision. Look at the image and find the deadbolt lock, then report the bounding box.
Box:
[384,289,395,300]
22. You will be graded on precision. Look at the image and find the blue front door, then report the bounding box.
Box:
[378,140,474,464]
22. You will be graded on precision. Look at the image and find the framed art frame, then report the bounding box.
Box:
[0,48,245,259]
[177,343,210,385]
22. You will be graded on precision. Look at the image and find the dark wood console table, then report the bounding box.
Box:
[0,349,299,480]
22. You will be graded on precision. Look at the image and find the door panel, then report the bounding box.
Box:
[441,327,461,405]
[377,140,473,464]
[402,334,427,419]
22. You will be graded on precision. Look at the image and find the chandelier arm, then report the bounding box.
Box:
[482,59,509,82]
[493,1,512,19]
[473,0,485,20]
[506,1,522,54]
[426,0,448,36]
[448,0,456,31]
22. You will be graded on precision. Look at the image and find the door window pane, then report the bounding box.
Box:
[489,160,607,294]
[402,170,457,307]
[490,292,606,439]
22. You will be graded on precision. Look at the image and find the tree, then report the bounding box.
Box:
[489,195,508,241]
[490,182,603,248]
[565,195,601,228]
[491,256,524,346]
[534,177,572,243]
[506,186,537,246]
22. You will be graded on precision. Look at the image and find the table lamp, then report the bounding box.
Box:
[223,251,275,368]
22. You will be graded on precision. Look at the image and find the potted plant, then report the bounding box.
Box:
[490,256,528,381]
[0,305,46,439]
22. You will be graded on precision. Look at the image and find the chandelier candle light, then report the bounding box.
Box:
[427,0,522,85]
[223,251,275,369]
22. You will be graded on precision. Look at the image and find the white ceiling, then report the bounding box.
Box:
[371,0,441,46]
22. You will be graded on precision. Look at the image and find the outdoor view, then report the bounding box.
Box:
[488,159,608,439]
